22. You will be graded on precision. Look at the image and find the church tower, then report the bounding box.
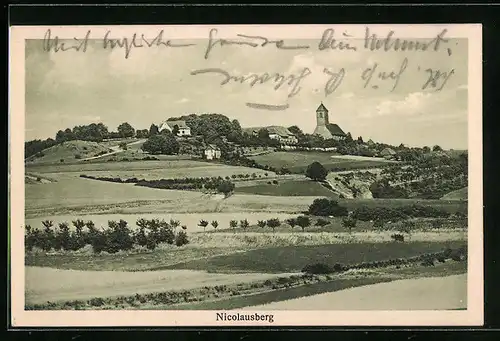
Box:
[316,102,329,126]
[313,102,347,141]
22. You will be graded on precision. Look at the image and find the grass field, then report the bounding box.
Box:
[25,266,293,305]
[441,187,468,200]
[243,273,467,310]
[234,179,337,197]
[164,241,466,273]
[25,141,112,165]
[250,151,394,173]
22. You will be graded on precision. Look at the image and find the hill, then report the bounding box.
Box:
[441,187,468,201]
[25,140,112,165]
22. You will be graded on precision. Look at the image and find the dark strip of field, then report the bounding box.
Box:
[163,241,466,273]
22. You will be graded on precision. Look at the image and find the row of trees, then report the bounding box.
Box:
[25,218,189,254]
[80,174,237,197]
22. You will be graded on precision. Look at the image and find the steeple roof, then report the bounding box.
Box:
[316,102,328,112]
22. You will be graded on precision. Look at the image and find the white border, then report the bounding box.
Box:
[9,24,483,327]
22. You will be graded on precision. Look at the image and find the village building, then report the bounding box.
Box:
[204,144,222,160]
[312,103,346,141]
[379,147,397,160]
[158,120,191,137]
[242,126,298,145]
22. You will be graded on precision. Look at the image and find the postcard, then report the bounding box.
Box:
[9,23,483,327]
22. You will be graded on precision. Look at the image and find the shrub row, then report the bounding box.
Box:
[25,218,189,254]
[351,204,455,222]
[301,246,467,274]
[80,174,236,194]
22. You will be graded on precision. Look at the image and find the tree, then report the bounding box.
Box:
[342,217,357,234]
[288,125,304,136]
[305,161,328,181]
[229,220,238,232]
[286,218,297,229]
[149,124,159,136]
[135,129,149,138]
[172,125,180,136]
[211,220,219,230]
[257,220,267,228]
[307,198,348,217]
[432,145,443,152]
[217,180,235,198]
[296,216,311,232]
[266,218,281,233]
[141,133,179,155]
[239,219,250,230]
[198,219,209,232]
[117,122,135,138]
[315,218,329,227]
[257,128,270,141]
[118,142,128,150]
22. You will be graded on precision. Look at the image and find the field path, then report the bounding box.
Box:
[25,266,296,305]
[80,139,146,161]
[242,274,466,310]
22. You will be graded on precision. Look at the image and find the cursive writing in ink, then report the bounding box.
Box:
[361,57,408,92]
[323,67,346,96]
[364,27,450,55]
[318,29,357,51]
[205,29,260,59]
[246,103,290,111]
[421,68,455,91]
[236,34,309,50]
[43,29,90,53]
[103,30,195,59]
[190,67,312,99]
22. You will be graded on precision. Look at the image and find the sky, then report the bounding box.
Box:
[25,36,468,149]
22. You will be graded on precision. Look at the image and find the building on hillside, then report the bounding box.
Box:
[312,102,346,141]
[379,147,397,160]
[204,144,221,160]
[159,120,191,137]
[242,126,298,145]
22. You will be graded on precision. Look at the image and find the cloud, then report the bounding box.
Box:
[374,92,434,117]
[176,98,190,104]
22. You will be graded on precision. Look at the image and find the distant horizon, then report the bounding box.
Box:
[25,111,468,151]
[25,37,468,150]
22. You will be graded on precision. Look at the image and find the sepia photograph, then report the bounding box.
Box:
[9,24,483,326]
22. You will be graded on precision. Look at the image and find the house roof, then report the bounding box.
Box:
[325,123,346,136]
[316,102,329,112]
[380,147,397,155]
[165,120,189,129]
[206,144,221,151]
[266,126,295,137]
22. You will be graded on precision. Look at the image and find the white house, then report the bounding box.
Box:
[204,144,221,160]
[242,126,298,145]
[159,120,191,136]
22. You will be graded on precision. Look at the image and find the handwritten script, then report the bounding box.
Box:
[42,27,458,110]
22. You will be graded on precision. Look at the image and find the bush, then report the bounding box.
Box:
[305,161,328,181]
[308,198,348,217]
[266,218,281,231]
[272,180,278,185]
[74,154,82,159]
[391,233,405,242]
[302,263,334,274]
[296,215,311,232]
[175,231,189,247]
[315,218,329,227]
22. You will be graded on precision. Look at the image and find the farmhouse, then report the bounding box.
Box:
[159,120,191,137]
[313,102,347,141]
[379,147,397,160]
[204,144,222,160]
[242,126,298,145]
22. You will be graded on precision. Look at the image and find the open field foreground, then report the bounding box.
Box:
[244,274,467,310]
[25,266,295,305]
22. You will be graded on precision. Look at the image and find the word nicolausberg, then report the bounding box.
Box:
[216,312,275,323]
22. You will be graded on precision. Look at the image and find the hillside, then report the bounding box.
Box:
[441,187,468,201]
[25,140,113,165]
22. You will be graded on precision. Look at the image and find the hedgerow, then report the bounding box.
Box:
[24,218,189,254]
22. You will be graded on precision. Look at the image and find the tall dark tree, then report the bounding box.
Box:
[305,161,328,181]
[117,122,135,138]
[141,132,179,155]
[149,124,159,136]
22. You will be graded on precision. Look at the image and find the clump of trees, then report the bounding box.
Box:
[25,218,188,254]
[305,161,328,181]
[141,132,180,155]
[307,198,349,217]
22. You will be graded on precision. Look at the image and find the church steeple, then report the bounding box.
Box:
[316,102,329,126]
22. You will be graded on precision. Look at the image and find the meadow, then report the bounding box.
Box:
[234,179,337,197]
[250,151,394,173]
[164,241,466,273]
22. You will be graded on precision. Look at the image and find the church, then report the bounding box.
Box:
[312,102,347,141]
